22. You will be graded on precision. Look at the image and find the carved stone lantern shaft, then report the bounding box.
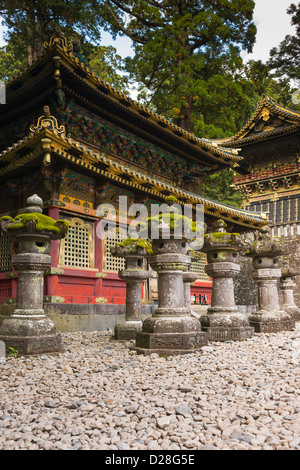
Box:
[279,259,300,321]
[182,271,199,315]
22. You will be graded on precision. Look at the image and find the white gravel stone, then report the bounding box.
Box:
[0,325,299,450]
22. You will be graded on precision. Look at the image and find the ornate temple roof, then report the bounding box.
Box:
[0,113,269,230]
[0,34,272,230]
[1,34,242,171]
[215,95,300,148]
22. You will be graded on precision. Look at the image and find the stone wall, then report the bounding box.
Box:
[0,303,156,333]
[234,255,258,307]
[275,235,300,307]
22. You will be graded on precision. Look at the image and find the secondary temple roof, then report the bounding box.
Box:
[219,95,300,147]
[214,95,300,175]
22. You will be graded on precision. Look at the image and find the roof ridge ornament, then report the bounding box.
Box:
[44,31,73,54]
[30,106,66,137]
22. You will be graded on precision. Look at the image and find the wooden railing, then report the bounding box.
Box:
[234,163,300,185]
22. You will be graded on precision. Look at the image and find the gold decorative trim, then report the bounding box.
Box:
[95,297,108,304]
[30,106,66,136]
[44,296,66,303]
[44,35,73,53]
[95,272,107,278]
[45,267,65,275]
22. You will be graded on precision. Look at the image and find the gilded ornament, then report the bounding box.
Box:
[30,106,66,136]
[44,35,73,53]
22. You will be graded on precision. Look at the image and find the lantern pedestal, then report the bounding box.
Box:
[279,261,300,322]
[111,240,151,340]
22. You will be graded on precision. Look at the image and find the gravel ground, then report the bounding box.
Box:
[0,323,300,451]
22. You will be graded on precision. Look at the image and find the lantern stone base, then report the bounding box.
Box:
[282,306,300,322]
[249,311,295,333]
[131,313,208,355]
[0,315,62,355]
[201,326,254,342]
[200,307,254,342]
[114,320,143,340]
[131,331,208,356]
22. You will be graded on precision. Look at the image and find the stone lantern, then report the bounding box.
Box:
[111,238,152,340]
[279,257,300,322]
[132,196,207,355]
[0,194,68,355]
[245,227,295,333]
[200,220,254,341]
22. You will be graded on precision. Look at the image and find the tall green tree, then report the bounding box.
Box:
[0,41,27,81]
[100,0,257,135]
[242,59,298,111]
[0,1,130,92]
[88,45,129,92]
[268,2,300,83]
[0,0,104,65]
[202,169,244,208]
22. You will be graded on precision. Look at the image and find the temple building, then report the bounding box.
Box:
[0,34,267,331]
[228,95,300,237]
[224,95,300,307]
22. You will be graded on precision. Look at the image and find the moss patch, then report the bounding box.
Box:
[113,238,153,255]
[205,232,240,242]
[165,195,179,203]
[3,213,69,235]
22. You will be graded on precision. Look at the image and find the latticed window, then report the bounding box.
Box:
[191,253,209,281]
[103,229,126,273]
[0,233,12,272]
[59,217,94,269]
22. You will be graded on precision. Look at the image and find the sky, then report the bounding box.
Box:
[0,0,297,63]
[241,0,297,63]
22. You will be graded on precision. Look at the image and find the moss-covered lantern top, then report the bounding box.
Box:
[202,220,243,252]
[0,194,69,240]
[110,238,153,258]
[244,226,283,259]
[136,195,203,241]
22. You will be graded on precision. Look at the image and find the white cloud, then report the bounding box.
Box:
[0,24,6,46]
[242,0,297,63]
[101,30,134,58]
